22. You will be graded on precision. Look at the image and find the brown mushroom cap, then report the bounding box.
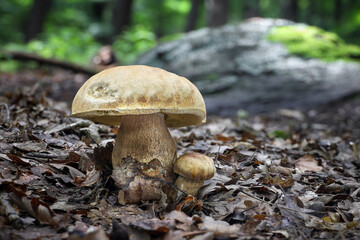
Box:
[71,65,206,127]
[174,152,215,181]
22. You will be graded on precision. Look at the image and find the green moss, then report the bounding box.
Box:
[113,25,157,64]
[267,25,360,63]
[269,130,290,139]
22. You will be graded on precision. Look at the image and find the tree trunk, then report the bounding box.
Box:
[155,0,165,37]
[92,1,106,21]
[281,0,298,21]
[185,0,200,32]
[206,0,228,27]
[243,0,260,19]
[334,0,342,24]
[25,0,53,42]
[111,0,133,38]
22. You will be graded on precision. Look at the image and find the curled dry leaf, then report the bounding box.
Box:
[50,163,86,182]
[8,186,63,226]
[6,154,31,166]
[79,168,101,187]
[176,195,203,213]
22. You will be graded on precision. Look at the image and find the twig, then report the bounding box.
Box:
[94,188,109,203]
[238,188,316,216]
[25,152,62,160]
[69,180,105,203]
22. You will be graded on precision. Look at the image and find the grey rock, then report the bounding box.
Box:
[137,18,360,116]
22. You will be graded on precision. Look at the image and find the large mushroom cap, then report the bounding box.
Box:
[174,152,215,181]
[72,65,206,127]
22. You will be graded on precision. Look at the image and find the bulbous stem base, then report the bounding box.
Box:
[111,113,177,203]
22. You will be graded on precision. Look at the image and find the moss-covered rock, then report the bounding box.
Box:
[267,25,360,62]
[137,18,360,116]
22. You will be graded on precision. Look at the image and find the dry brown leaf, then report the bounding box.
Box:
[78,168,101,187]
[9,187,62,226]
[7,154,32,166]
[163,210,195,231]
[50,163,86,181]
[176,195,203,213]
[131,218,175,234]
[199,216,241,235]
[295,154,323,172]
[12,141,47,153]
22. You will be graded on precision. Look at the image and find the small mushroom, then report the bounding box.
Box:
[174,152,215,197]
[72,65,206,203]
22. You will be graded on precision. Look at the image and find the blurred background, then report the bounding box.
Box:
[1,0,360,116]
[1,0,360,68]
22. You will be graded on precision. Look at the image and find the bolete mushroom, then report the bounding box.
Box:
[174,152,215,197]
[71,65,206,203]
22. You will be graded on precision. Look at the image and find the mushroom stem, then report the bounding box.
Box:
[175,175,204,197]
[112,113,177,180]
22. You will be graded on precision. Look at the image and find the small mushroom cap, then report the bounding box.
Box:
[174,152,215,181]
[71,65,206,127]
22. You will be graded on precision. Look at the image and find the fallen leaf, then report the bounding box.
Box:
[9,186,63,226]
[295,154,323,172]
[199,216,241,235]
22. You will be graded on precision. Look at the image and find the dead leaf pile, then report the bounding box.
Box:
[0,80,360,239]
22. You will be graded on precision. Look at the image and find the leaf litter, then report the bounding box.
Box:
[0,71,360,239]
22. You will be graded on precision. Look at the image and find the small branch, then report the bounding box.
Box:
[1,50,97,75]
[69,180,105,203]
[238,188,309,215]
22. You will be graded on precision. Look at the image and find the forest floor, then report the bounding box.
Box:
[0,69,360,239]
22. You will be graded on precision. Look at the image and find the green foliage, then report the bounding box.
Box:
[269,130,290,139]
[4,27,100,65]
[132,0,190,36]
[46,6,89,31]
[112,25,157,64]
[0,60,21,73]
[267,25,360,62]
[259,0,282,18]
[26,28,100,63]
[334,8,360,44]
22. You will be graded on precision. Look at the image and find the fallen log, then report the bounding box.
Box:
[1,50,97,75]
